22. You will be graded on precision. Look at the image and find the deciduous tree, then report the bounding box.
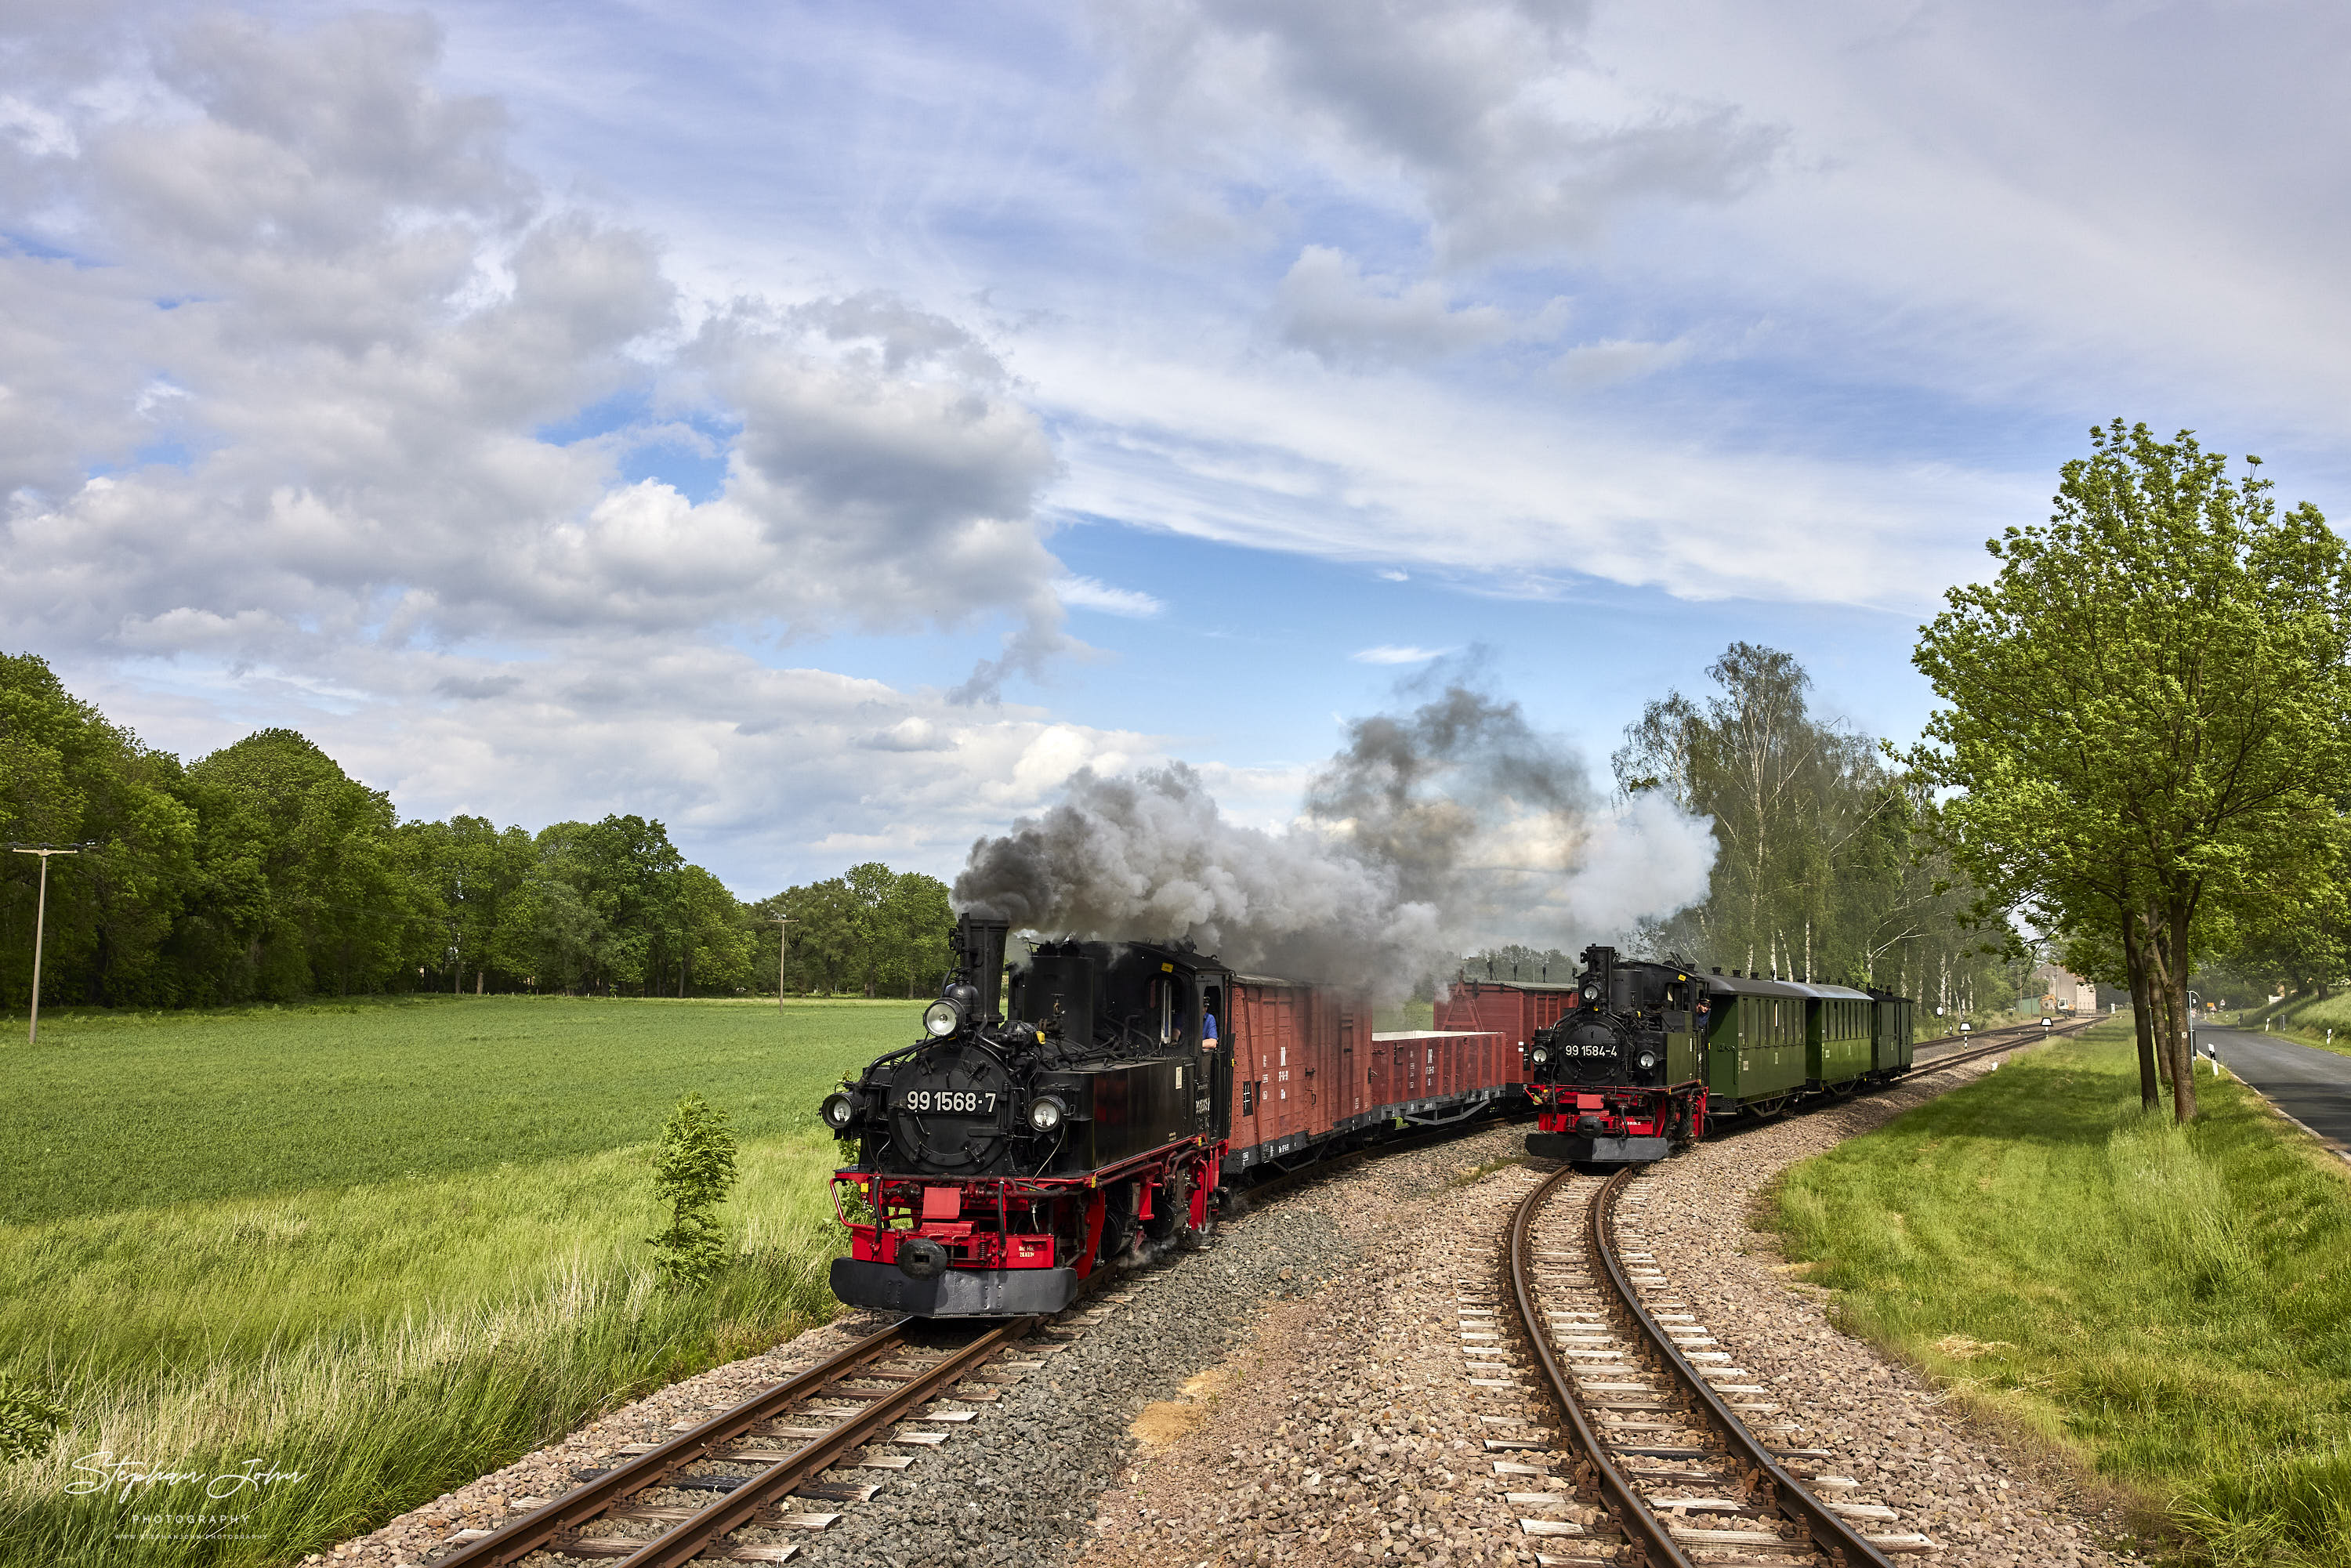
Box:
[1910,421,2351,1121]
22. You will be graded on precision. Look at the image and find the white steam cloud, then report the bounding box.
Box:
[953,679,1716,998]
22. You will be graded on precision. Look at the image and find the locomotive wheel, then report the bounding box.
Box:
[1146,1165,1196,1245]
[1100,1181,1140,1262]
[1143,1177,1178,1243]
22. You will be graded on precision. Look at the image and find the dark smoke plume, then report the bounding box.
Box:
[952,676,1714,998]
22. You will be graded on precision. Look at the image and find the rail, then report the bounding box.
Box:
[435,1314,1037,1567]
[1588,1168,1899,1566]
[1505,1161,1912,1565]
[1508,1162,1696,1568]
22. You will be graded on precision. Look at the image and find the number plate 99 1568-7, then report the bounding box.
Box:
[900,1091,996,1114]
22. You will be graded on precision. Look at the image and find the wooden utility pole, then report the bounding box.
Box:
[10,842,92,1046]
[774,914,791,1018]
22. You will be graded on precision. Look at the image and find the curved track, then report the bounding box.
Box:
[1502,1162,1922,1564]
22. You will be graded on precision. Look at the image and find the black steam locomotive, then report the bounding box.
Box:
[1523,944,1916,1161]
[820,914,1232,1316]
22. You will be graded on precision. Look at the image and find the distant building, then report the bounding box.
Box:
[2031,962,2097,1013]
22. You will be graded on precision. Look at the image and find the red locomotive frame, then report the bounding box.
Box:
[831,1138,1225,1281]
[1527,1084,1707,1148]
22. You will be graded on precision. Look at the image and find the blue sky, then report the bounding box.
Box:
[5,0,2347,910]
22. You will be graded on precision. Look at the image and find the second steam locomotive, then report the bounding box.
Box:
[1490,945,1916,1162]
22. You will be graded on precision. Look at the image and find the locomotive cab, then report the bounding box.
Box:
[820,916,1230,1316]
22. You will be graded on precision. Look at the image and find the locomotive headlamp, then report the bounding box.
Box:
[820,1090,861,1130]
[1636,1051,1657,1070]
[923,998,963,1037]
[1027,1095,1067,1133]
[1530,1047,1550,1064]
[1581,984,1600,1002]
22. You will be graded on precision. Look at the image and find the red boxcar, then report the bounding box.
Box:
[1367,1029,1508,1121]
[1220,975,1520,1178]
[1225,975,1368,1171]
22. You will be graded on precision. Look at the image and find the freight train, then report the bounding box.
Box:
[817,914,1521,1316]
[1505,944,1916,1162]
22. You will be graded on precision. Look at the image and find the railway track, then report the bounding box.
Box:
[1490,1162,1930,1566]
[1915,1013,2096,1063]
[1907,1016,2096,1084]
[1467,1025,2097,1561]
[1473,1021,2092,1563]
[430,1297,1121,1567]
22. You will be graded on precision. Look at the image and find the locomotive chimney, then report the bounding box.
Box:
[957,914,1010,1022]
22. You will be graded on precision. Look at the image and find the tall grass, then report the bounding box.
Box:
[1773,1023,2351,1567]
[0,1135,846,1566]
[0,998,916,1566]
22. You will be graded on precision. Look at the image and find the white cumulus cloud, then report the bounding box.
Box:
[0,11,1070,706]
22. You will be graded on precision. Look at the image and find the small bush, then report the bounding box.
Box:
[647,1093,740,1291]
[0,1373,70,1464]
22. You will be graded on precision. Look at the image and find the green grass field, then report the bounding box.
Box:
[0,997,917,1567]
[1773,1022,2351,1566]
[1372,998,1435,1031]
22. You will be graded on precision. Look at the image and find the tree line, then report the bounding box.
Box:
[1446,639,2032,1020]
[1610,642,2028,1019]
[0,655,952,1010]
[1459,420,2351,1119]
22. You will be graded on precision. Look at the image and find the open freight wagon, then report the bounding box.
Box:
[1223,971,1516,1175]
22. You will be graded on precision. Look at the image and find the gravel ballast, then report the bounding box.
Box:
[315,1136,1391,1568]
[1078,1054,2144,1568]
[1623,1055,2141,1567]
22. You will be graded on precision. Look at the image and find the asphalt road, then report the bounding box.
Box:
[2204,1027,2351,1151]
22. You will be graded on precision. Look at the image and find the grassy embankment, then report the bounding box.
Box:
[0,996,913,1568]
[1773,1020,2351,1566]
[2235,992,2351,1059]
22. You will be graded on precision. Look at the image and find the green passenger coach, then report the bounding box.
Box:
[1701,972,1811,1110]
[1804,982,1877,1088]
[1872,992,1915,1074]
